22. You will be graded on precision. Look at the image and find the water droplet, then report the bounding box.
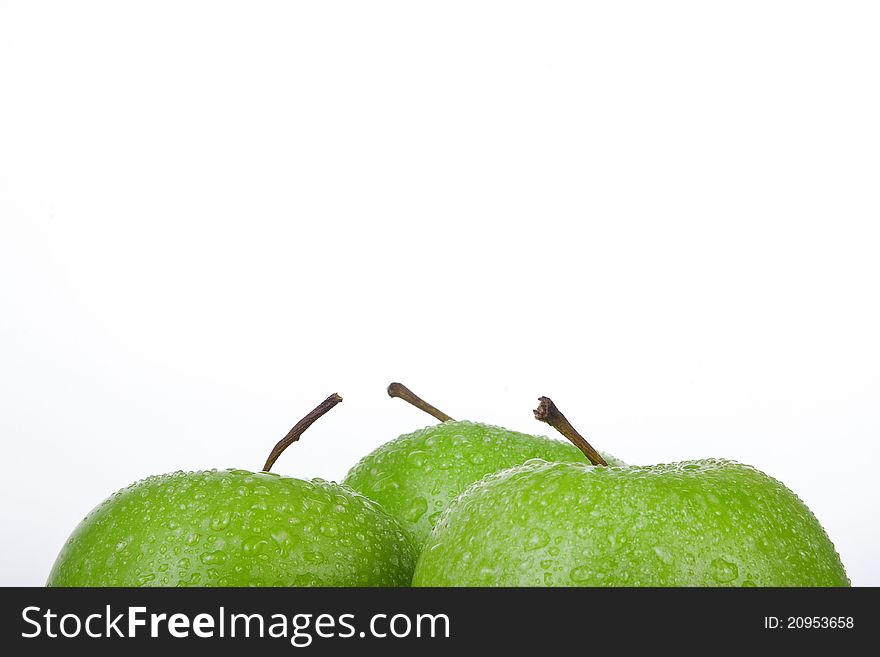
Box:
[710,557,739,583]
[653,546,673,564]
[320,522,340,538]
[404,497,428,523]
[569,565,593,583]
[479,565,498,579]
[200,550,227,565]
[525,528,550,551]
[303,551,326,564]
[210,510,230,531]
[271,530,290,546]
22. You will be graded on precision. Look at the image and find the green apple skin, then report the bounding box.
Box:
[47,469,416,587]
[412,459,849,587]
[343,420,625,549]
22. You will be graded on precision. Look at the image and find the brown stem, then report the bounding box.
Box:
[533,396,607,466]
[262,393,343,472]
[387,382,454,422]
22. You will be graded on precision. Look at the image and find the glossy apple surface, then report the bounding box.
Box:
[412,458,849,586]
[344,420,624,548]
[48,468,416,586]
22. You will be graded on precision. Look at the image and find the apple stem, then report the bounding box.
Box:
[387,382,454,422]
[262,393,343,472]
[533,396,608,466]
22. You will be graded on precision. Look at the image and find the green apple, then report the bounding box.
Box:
[411,397,849,587]
[343,384,624,550]
[47,394,416,587]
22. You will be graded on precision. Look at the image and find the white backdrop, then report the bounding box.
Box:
[1,2,877,586]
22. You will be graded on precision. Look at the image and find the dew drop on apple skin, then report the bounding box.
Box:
[200,550,227,565]
[319,521,340,538]
[525,528,550,551]
[406,450,427,468]
[210,510,231,531]
[303,550,327,564]
[709,557,739,583]
[403,497,428,523]
[479,565,500,580]
[653,545,674,565]
[569,565,592,583]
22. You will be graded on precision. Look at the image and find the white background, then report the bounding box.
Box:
[1,2,877,586]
